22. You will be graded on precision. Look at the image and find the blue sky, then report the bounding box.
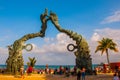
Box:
[0,0,120,65]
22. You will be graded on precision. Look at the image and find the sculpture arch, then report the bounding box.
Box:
[6,9,92,74]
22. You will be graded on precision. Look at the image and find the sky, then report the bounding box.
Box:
[0,0,120,65]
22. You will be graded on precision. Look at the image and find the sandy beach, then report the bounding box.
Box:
[0,73,113,80]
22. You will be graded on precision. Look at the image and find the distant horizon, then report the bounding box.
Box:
[1,61,120,65]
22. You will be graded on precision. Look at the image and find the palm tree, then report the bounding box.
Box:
[95,38,118,68]
[27,57,37,67]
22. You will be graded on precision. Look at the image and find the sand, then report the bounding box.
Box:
[0,73,113,80]
[46,73,113,80]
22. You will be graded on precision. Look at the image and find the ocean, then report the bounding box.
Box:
[0,64,98,70]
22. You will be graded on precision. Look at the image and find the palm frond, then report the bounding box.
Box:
[27,57,37,67]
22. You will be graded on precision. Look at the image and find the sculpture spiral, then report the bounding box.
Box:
[24,44,33,51]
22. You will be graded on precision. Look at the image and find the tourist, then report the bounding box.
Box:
[27,66,33,75]
[113,73,119,80]
[49,68,52,74]
[59,66,63,75]
[77,68,81,80]
[93,68,97,75]
[63,67,66,74]
[81,67,86,80]
[73,66,77,75]
[45,64,49,74]
[54,68,57,74]
[20,66,24,79]
[64,66,70,77]
[117,67,120,79]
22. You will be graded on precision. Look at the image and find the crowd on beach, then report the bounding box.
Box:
[1,64,120,80]
[22,65,87,80]
[19,65,120,80]
[26,65,75,76]
[113,67,120,80]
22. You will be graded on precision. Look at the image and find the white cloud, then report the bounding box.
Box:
[29,31,119,65]
[101,11,120,24]
[0,33,76,65]
[23,52,75,65]
[26,33,75,54]
[23,33,76,65]
[89,28,120,64]
[56,33,75,44]
[94,28,120,41]
[44,37,54,43]
[91,32,100,41]
[0,47,8,54]
[1,28,120,65]
[44,38,50,43]
[0,47,8,64]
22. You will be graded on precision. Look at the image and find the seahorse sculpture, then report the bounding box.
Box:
[6,9,48,74]
[6,9,92,74]
[49,11,92,73]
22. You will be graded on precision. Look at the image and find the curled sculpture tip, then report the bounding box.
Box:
[45,8,48,16]
[50,11,54,15]
[49,11,58,21]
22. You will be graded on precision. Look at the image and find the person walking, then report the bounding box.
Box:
[117,67,120,80]
[81,67,86,80]
[20,66,25,79]
[113,73,119,80]
[77,68,81,80]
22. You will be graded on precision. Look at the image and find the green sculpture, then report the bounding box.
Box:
[49,11,92,74]
[6,9,92,74]
[6,10,48,74]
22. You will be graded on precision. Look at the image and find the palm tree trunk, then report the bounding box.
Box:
[106,49,110,68]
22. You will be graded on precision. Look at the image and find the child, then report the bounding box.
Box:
[113,73,119,80]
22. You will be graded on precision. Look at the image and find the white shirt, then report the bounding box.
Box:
[113,76,119,80]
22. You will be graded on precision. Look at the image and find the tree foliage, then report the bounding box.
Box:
[27,57,37,67]
[95,38,118,67]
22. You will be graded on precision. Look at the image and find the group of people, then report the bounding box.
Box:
[19,65,86,80]
[77,67,86,80]
[39,65,86,80]
[44,65,86,80]
[44,65,71,76]
[20,66,33,78]
[113,67,120,80]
